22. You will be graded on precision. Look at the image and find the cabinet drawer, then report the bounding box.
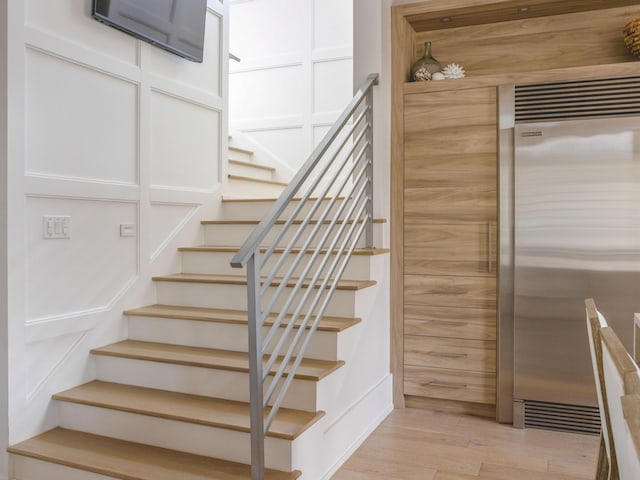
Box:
[404,274,496,309]
[404,335,496,373]
[404,305,496,341]
[404,365,496,404]
[404,222,497,276]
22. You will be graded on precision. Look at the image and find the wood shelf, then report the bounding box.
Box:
[403,61,640,94]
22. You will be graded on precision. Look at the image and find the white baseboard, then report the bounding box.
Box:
[320,374,394,480]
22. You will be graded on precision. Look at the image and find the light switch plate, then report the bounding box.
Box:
[120,223,136,237]
[43,215,71,239]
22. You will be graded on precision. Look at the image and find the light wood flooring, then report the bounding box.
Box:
[332,408,599,480]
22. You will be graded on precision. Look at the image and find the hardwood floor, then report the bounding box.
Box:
[332,408,599,479]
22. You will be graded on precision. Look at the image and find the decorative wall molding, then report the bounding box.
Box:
[24,274,139,344]
[24,26,141,82]
[149,203,200,262]
[231,114,305,132]
[24,174,139,201]
[149,185,219,205]
[229,52,305,75]
[26,332,87,401]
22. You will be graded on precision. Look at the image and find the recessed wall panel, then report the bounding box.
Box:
[230,65,304,120]
[230,0,305,59]
[314,59,353,114]
[25,49,138,184]
[150,91,220,190]
[314,0,353,50]
[150,10,221,95]
[25,0,138,65]
[151,204,198,259]
[25,197,138,322]
[248,128,306,170]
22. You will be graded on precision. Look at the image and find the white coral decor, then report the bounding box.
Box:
[442,63,465,79]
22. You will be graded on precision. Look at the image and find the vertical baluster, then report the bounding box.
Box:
[247,252,265,480]
[364,83,375,249]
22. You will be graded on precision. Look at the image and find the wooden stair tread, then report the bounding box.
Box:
[228,145,254,155]
[124,304,361,332]
[201,218,387,225]
[9,428,300,480]
[152,273,377,291]
[221,195,346,203]
[91,340,344,381]
[228,174,288,187]
[228,158,276,171]
[53,381,323,440]
[179,245,389,256]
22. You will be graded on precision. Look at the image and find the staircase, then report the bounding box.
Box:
[8,140,390,479]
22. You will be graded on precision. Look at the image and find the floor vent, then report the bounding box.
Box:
[524,400,600,436]
[515,76,640,122]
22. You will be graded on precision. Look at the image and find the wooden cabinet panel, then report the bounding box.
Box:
[404,152,496,189]
[404,186,496,221]
[405,335,496,373]
[405,274,496,309]
[404,366,496,404]
[404,88,497,131]
[402,85,497,407]
[405,124,496,157]
[404,222,496,276]
[404,304,496,341]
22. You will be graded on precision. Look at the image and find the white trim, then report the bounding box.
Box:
[229,52,304,74]
[231,114,305,132]
[25,333,87,401]
[312,47,353,63]
[24,275,139,344]
[320,374,394,480]
[24,26,141,84]
[149,204,200,262]
[324,373,392,434]
[24,174,139,201]
[149,185,220,205]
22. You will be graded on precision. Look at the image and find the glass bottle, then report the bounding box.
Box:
[411,42,442,82]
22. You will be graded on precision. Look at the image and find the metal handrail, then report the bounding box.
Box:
[230,73,379,480]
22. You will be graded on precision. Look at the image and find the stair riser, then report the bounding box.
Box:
[219,199,367,222]
[57,402,295,471]
[181,250,376,280]
[154,282,361,317]
[11,456,116,480]
[226,178,286,196]
[127,316,339,361]
[202,222,384,249]
[94,356,320,411]
[228,149,253,163]
[228,162,275,181]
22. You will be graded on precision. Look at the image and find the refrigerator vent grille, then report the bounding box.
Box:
[524,400,600,436]
[515,76,640,122]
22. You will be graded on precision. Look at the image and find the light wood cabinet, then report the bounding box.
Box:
[403,86,497,407]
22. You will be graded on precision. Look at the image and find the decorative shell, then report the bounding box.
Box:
[432,72,446,81]
[413,65,432,82]
[442,63,466,79]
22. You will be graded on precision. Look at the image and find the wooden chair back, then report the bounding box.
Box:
[601,324,640,480]
[586,298,618,480]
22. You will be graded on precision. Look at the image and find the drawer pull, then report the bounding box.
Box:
[427,381,468,389]
[428,320,468,327]
[488,221,494,273]
[428,351,468,359]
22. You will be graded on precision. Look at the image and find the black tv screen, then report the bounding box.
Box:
[93,0,207,63]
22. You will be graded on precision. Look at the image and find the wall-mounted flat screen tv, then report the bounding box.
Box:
[93,0,207,63]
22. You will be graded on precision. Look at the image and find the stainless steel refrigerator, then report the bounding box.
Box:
[504,113,640,429]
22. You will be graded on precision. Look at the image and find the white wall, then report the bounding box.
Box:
[0,1,9,478]
[3,1,228,474]
[229,0,353,172]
